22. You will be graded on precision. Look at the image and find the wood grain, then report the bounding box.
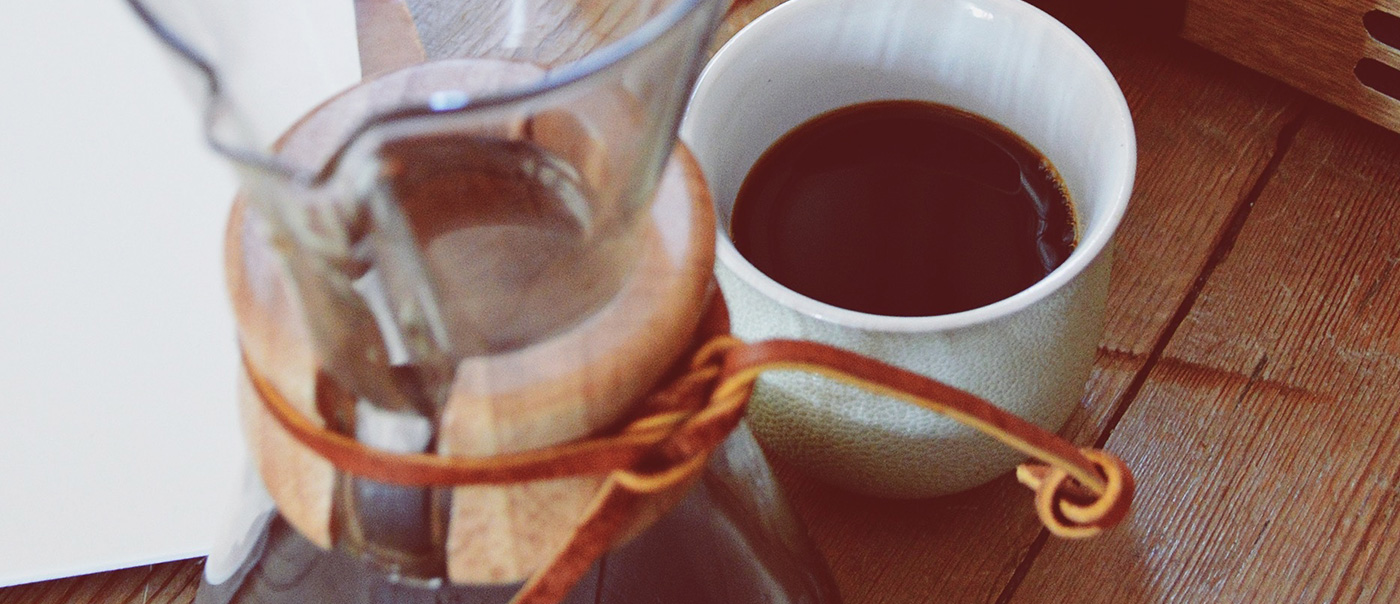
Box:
[0,561,200,604]
[1009,104,1400,603]
[1064,40,1304,440]
[407,0,666,66]
[1182,0,1400,133]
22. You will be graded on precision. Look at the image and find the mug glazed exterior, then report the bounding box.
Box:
[683,0,1135,497]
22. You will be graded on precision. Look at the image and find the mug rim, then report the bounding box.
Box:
[691,0,1136,333]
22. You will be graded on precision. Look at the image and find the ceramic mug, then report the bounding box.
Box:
[680,0,1135,498]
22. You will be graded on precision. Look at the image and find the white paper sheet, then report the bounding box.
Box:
[0,0,359,587]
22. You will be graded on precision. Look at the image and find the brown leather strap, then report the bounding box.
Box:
[510,438,716,604]
[718,340,1108,492]
[247,360,703,486]
[243,305,1133,603]
[504,333,1134,604]
[714,339,1134,538]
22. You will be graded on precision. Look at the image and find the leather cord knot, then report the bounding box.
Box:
[1016,449,1135,539]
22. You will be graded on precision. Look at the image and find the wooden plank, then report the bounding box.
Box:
[1010,104,1400,602]
[356,0,427,79]
[713,0,786,51]
[408,0,677,66]
[0,561,200,604]
[1182,0,1400,134]
[769,19,1305,603]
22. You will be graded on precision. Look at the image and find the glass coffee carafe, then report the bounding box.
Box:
[125,0,840,602]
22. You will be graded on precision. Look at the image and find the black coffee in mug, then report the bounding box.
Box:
[730,100,1076,317]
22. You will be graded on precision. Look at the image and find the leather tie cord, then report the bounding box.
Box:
[243,308,1134,604]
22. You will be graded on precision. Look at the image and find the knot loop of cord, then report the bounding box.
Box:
[1017,449,1135,539]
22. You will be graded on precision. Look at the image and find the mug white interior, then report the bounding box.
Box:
[682,0,1135,332]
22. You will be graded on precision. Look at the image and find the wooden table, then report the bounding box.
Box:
[7,1,1400,602]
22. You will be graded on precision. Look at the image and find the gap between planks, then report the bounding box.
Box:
[990,102,1316,604]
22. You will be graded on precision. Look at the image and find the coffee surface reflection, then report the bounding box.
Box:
[731,100,1076,317]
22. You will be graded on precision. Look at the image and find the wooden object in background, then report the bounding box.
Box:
[355,0,426,79]
[1182,0,1400,133]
